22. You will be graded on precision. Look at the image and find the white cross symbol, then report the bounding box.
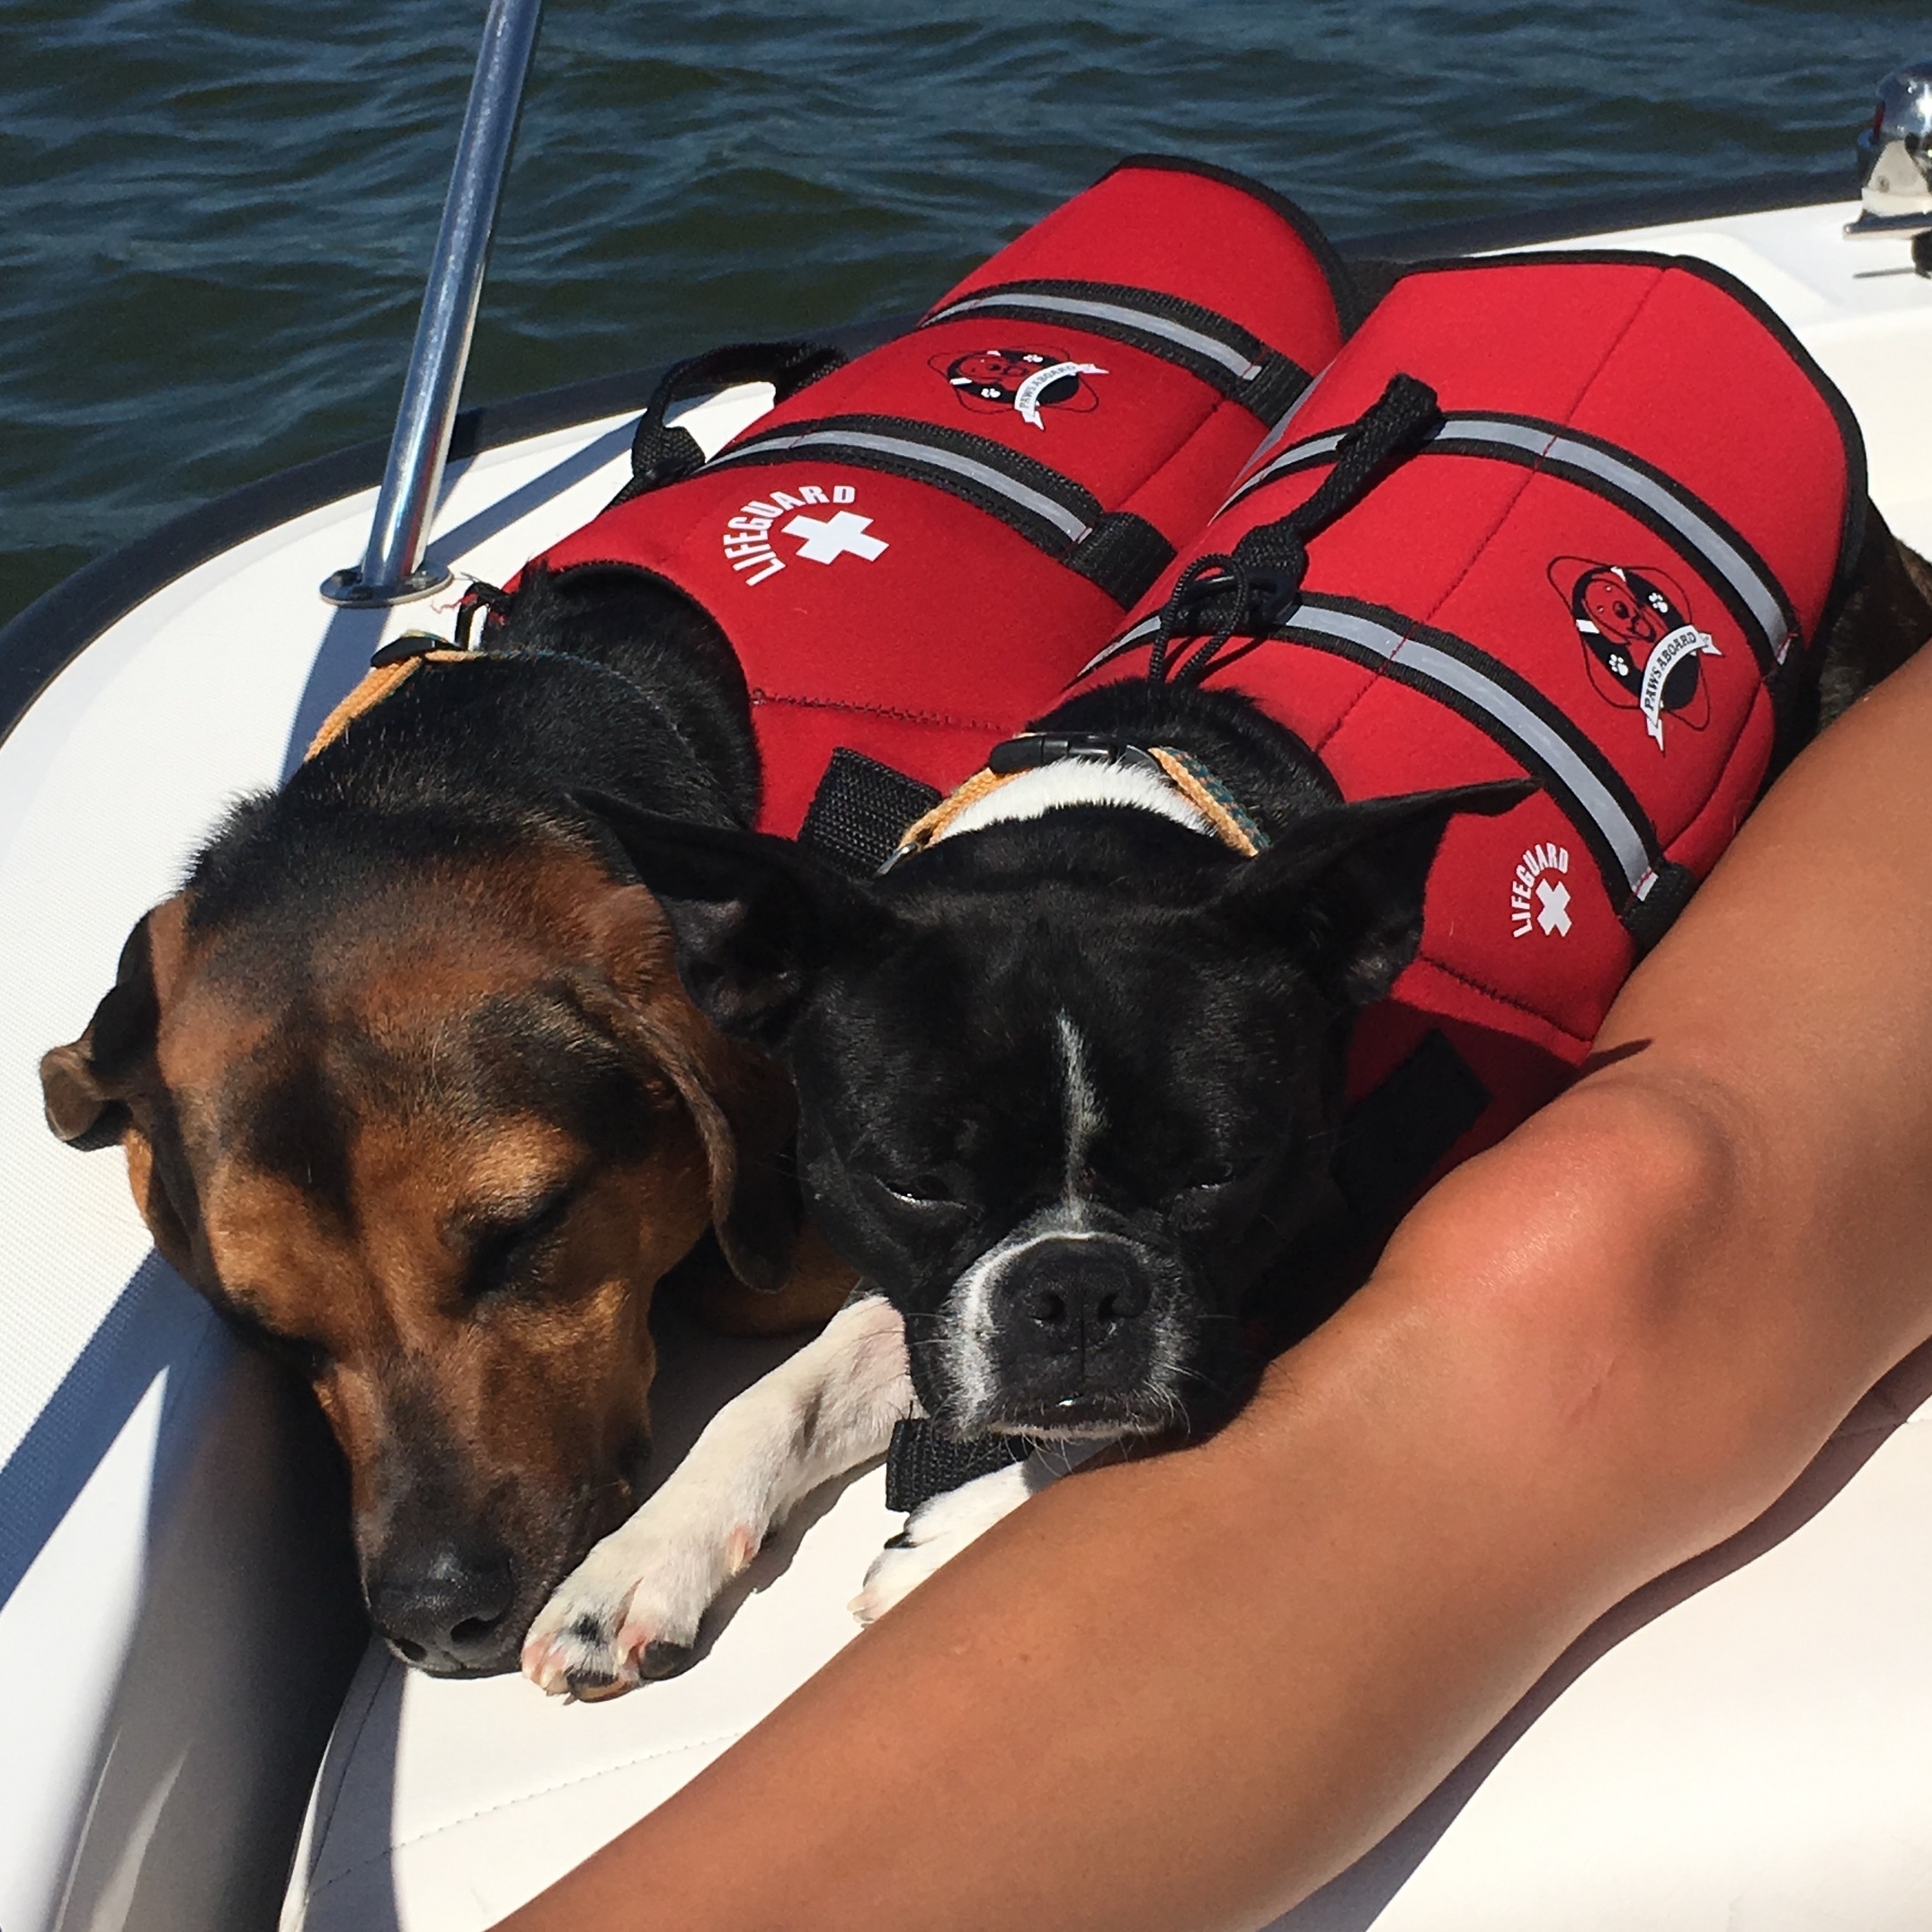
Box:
[1536,877,1572,936]
[783,510,887,565]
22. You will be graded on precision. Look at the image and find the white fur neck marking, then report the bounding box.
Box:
[933,761,1215,844]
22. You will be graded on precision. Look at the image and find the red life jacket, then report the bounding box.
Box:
[1076,253,1865,1205]
[521,156,1357,843]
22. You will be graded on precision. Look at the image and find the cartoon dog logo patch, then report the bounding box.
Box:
[933,347,1105,429]
[1549,557,1721,752]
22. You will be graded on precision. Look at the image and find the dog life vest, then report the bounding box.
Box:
[1078,254,1865,1209]
[514,157,1358,848]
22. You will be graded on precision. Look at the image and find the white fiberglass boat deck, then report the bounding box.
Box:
[7,181,1932,1932]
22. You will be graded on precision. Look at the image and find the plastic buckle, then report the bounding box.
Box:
[368,631,451,670]
[1169,569,1239,631]
[987,734,1162,777]
[1242,571,1302,629]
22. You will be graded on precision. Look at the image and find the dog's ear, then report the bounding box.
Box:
[40,909,166,1149]
[580,872,818,1296]
[1215,779,1532,1007]
[579,793,893,1047]
[42,899,205,1278]
[618,975,802,1295]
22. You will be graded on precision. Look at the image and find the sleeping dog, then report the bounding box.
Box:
[521,471,1932,1700]
[46,156,1360,1694]
[40,565,854,1680]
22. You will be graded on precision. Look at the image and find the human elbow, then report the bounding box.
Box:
[1379,1074,1799,1523]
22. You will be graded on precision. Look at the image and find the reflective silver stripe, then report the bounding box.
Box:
[928,290,1261,382]
[1230,414,1790,657]
[1225,429,1347,507]
[1077,614,1162,681]
[1288,601,1656,897]
[1438,418,1788,655]
[715,428,1091,542]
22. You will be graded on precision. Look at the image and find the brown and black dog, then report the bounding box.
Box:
[40,566,850,1678]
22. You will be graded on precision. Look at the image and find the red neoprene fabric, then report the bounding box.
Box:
[1086,253,1860,1168]
[529,158,1352,834]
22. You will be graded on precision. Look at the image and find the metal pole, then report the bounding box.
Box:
[321,0,547,606]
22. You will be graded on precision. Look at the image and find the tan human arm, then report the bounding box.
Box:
[496,645,1932,1932]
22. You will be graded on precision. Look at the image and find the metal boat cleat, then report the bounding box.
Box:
[1847,58,1932,245]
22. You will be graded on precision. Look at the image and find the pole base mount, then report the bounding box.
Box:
[1843,208,1932,238]
[319,563,454,609]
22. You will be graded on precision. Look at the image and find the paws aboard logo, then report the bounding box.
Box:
[1511,841,1572,939]
[1550,557,1720,752]
[933,347,1105,428]
[721,483,887,588]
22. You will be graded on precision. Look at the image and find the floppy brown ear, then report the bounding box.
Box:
[40,910,165,1150]
[629,995,801,1295]
[40,898,203,1278]
[588,884,803,1296]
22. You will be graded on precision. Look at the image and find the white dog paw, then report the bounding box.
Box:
[850,1461,1035,1625]
[521,1513,759,1701]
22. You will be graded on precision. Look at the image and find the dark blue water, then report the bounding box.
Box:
[2,0,1925,626]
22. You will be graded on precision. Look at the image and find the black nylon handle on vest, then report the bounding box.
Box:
[1149,372,1442,686]
[610,340,849,505]
[799,748,942,877]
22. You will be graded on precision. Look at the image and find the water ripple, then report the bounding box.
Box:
[2,0,1926,620]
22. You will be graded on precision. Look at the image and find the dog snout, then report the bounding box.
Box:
[966,1233,1175,1430]
[1002,1238,1151,1352]
[368,1539,521,1677]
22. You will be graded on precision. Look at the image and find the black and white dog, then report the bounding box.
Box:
[521,514,1932,1696]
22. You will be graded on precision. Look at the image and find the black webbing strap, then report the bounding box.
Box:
[608,341,848,507]
[1062,512,1179,610]
[1622,859,1700,955]
[921,276,1312,423]
[1331,1030,1491,1229]
[1146,373,1443,685]
[447,580,511,652]
[705,412,1176,609]
[885,1417,1036,1515]
[798,749,942,877]
[1226,410,1802,687]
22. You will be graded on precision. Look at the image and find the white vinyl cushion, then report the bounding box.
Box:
[1376,1416,1932,1928]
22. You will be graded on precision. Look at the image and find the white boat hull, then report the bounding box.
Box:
[5,191,1932,1932]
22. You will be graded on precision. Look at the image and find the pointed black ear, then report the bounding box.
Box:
[577,792,892,1046]
[1215,779,1533,1008]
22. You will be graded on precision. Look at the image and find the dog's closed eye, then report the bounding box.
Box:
[220,1287,334,1382]
[876,1174,951,1206]
[1170,1158,1271,1232]
[1184,1162,1238,1191]
[865,1173,973,1225]
[259,1330,332,1383]
[462,1187,578,1301]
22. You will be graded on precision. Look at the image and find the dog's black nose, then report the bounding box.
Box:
[369,1543,519,1676]
[999,1236,1152,1352]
